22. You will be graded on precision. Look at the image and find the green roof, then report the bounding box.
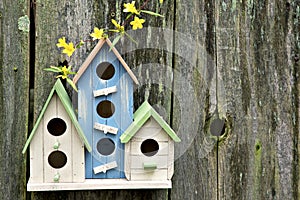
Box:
[120,101,181,143]
[22,79,91,154]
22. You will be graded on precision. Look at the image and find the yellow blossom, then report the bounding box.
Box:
[123,1,139,15]
[130,16,145,30]
[62,42,75,57]
[56,74,67,79]
[61,66,68,75]
[56,37,68,48]
[111,19,125,33]
[159,0,163,4]
[90,27,105,40]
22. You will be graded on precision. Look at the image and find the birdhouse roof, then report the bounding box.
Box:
[120,101,181,143]
[22,79,92,154]
[73,38,139,85]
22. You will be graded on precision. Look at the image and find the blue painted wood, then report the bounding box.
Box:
[77,63,94,178]
[78,42,133,179]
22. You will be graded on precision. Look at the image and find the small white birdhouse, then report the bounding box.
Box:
[120,101,181,182]
[22,79,91,190]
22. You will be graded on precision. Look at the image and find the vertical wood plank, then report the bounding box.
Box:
[0,0,29,199]
[71,122,85,182]
[215,0,299,199]
[170,1,218,199]
[29,117,44,183]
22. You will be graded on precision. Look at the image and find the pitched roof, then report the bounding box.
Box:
[73,38,139,85]
[22,79,92,154]
[120,101,181,143]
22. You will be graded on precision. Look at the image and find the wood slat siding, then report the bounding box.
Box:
[0,0,29,199]
[0,0,297,199]
[215,1,299,199]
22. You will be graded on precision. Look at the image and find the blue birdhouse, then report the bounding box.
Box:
[73,39,139,179]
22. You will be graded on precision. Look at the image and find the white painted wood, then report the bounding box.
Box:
[130,141,169,156]
[131,128,169,142]
[142,117,160,128]
[29,117,44,183]
[43,94,72,183]
[131,119,170,141]
[27,178,171,191]
[71,122,85,182]
[93,86,117,97]
[130,169,168,181]
[167,139,174,180]
[124,143,131,180]
[94,122,118,134]
[93,161,118,174]
[130,155,168,169]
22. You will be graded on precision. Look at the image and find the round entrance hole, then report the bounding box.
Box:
[47,118,67,136]
[210,118,225,136]
[48,151,67,169]
[96,62,115,80]
[97,138,115,156]
[97,100,115,118]
[140,139,159,157]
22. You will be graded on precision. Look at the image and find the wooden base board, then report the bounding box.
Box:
[27,179,172,191]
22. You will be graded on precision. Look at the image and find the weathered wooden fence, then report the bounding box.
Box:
[0,0,299,199]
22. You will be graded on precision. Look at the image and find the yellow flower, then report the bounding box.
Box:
[56,37,75,57]
[159,0,163,4]
[62,42,75,57]
[111,19,125,33]
[123,1,139,15]
[130,16,145,30]
[56,74,67,79]
[90,27,105,40]
[61,66,68,75]
[56,37,68,48]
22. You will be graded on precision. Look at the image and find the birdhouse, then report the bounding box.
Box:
[73,38,139,179]
[120,101,181,182]
[22,79,91,190]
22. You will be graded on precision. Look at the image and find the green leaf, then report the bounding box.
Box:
[125,13,133,20]
[109,34,123,51]
[140,10,164,17]
[51,66,63,70]
[44,68,61,73]
[108,29,120,33]
[75,40,85,49]
[124,32,138,45]
[66,78,78,92]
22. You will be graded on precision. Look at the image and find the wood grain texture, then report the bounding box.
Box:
[170,0,218,199]
[0,0,29,199]
[0,0,297,199]
[216,0,300,199]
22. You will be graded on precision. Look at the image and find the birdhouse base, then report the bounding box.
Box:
[26,178,172,191]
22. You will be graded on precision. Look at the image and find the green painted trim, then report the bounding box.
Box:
[144,162,157,170]
[120,101,181,143]
[22,79,91,154]
[120,110,151,143]
[150,109,181,142]
[22,87,55,154]
[54,80,92,152]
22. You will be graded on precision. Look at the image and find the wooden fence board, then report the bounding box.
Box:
[170,1,218,199]
[216,0,300,199]
[0,0,299,199]
[0,0,29,200]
